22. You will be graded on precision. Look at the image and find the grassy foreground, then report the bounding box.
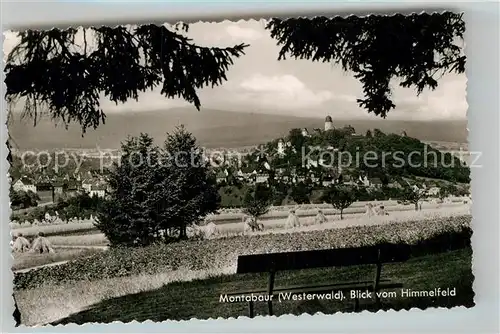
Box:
[53,247,473,324]
[14,215,471,290]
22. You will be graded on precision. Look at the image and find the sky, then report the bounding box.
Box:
[3,19,468,121]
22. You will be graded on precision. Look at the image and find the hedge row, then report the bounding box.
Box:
[14,215,472,290]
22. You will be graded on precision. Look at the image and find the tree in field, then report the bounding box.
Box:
[401,185,428,211]
[95,128,220,246]
[158,126,220,239]
[290,182,312,204]
[438,187,449,201]
[95,133,162,246]
[5,24,248,133]
[266,13,465,118]
[242,184,272,225]
[321,185,356,220]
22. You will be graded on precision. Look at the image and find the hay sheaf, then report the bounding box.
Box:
[31,234,55,254]
[14,215,471,290]
[12,235,31,253]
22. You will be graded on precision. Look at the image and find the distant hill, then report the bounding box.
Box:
[8,108,468,150]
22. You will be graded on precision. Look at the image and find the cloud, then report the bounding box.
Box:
[225,25,263,42]
[237,74,334,110]
[3,31,21,61]
[393,74,467,120]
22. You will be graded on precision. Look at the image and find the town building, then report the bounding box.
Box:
[427,186,441,196]
[90,184,106,198]
[255,173,270,184]
[81,178,93,193]
[12,177,37,193]
[216,170,227,184]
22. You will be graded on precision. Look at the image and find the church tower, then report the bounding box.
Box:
[325,115,334,131]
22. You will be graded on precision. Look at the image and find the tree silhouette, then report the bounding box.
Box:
[321,185,356,220]
[266,13,465,118]
[400,185,428,211]
[5,23,248,133]
[242,185,271,224]
[95,129,220,246]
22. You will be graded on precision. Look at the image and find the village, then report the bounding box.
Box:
[10,115,470,212]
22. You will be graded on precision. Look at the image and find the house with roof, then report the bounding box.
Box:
[368,177,383,189]
[357,175,370,187]
[63,178,81,197]
[216,170,227,184]
[239,165,252,175]
[426,186,441,196]
[387,180,403,189]
[255,173,270,184]
[306,172,320,184]
[81,178,94,193]
[275,169,292,183]
[277,139,287,156]
[322,176,334,187]
[90,184,106,198]
[52,181,64,195]
[12,177,37,193]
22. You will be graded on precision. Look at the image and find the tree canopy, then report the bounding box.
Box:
[5,24,248,133]
[5,13,466,133]
[266,12,466,117]
[95,129,220,246]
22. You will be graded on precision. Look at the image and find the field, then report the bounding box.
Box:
[10,201,470,273]
[12,248,106,272]
[53,247,473,324]
[11,199,472,326]
[13,210,472,325]
[11,197,469,233]
[11,203,469,250]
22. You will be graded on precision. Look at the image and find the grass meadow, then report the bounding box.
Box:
[27,247,471,325]
[13,207,472,326]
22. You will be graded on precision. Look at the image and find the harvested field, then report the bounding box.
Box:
[10,222,96,238]
[14,214,471,290]
[32,204,469,247]
[47,234,109,247]
[12,247,105,272]
[10,201,469,239]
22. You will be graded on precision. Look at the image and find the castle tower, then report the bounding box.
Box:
[325,115,334,131]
